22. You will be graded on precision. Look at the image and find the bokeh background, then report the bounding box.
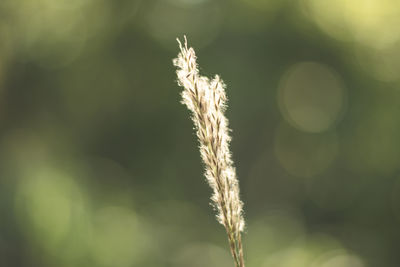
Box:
[1,0,400,266]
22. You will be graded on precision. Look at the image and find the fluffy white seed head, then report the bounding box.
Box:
[173,36,245,234]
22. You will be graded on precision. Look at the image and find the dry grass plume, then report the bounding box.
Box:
[173,36,245,267]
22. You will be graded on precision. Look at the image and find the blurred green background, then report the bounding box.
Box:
[1,0,400,266]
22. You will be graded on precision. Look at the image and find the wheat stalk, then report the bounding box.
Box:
[173,36,245,267]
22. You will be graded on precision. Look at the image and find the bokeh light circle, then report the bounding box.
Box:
[315,252,365,267]
[173,243,232,267]
[354,42,400,83]
[14,167,89,256]
[261,234,346,267]
[90,206,148,267]
[343,105,400,175]
[278,62,346,133]
[303,0,400,49]
[316,254,364,267]
[274,122,338,178]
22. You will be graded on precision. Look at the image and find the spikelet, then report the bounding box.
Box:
[173,36,245,267]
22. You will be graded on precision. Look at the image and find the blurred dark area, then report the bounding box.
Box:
[1,0,400,266]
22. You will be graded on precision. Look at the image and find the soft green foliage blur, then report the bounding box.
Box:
[1,0,400,266]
